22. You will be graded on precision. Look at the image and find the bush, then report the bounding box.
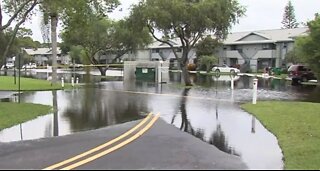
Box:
[187,63,196,71]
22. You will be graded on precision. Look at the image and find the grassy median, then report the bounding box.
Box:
[0,102,52,130]
[241,101,320,170]
[0,76,71,91]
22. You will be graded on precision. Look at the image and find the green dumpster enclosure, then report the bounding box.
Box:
[272,68,282,75]
[136,67,156,81]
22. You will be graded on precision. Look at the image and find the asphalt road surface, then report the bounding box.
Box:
[0,116,247,170]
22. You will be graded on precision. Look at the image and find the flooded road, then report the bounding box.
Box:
[0,71,319,169]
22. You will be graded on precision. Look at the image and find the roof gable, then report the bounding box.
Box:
[236,32,271,42]
[159,40,178,47]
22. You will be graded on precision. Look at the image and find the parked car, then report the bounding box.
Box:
[69,63,84,69]
[212,64,240,74]
[288,64,317,83]
[4,62,14,69]
[22,63,37,69]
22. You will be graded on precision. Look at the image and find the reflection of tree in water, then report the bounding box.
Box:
[63,84,148,132]
[173,88,240,156]
[43,91,59,138]
[53,91,59,137]
[209,124,240,156]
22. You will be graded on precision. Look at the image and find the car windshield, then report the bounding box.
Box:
[288,65,299,71]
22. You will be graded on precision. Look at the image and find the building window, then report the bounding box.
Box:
[283,43,287,49]
[262,44,269,50]
[231,45,237,50]
[152,49,160,53]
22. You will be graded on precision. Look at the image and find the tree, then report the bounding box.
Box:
[284,49,302,65]
[3,27,40,58]
[195,36,221,57]
[62,15,114,76]
[199,55,218,73]
[295,14,320,79]
[0,0,38,64]
[110,19,152,63]
[69,45,84,64]
[39,0,119,82]
[61,1,151,76]
[282,1,299,29]
[195,36,221,71]
[129,0,245,86]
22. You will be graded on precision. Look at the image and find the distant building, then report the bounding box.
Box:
[24,48,70,66]
[118,39,196,70]
[216,27,308,72]
[91,27,310,72]
[117,28,307,72]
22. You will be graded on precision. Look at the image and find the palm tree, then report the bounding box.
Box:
[39,0,120,84]
[39,0,64,84]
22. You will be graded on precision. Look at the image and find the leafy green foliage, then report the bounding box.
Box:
[198,55,218,72]
[110,19,152,62]
[0,0,38,64]
[195,36,221,57]
[61,2,151,75]
[281,1,299,29]
[284,49,303,65]
[295,15,320,78]
[69,45,85,64]
[1,27,40,59]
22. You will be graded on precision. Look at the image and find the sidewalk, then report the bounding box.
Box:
[0,91,15,99]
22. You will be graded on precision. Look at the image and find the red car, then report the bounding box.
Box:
[288,65,317,83]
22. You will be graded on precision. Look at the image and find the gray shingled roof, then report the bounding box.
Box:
[147,27,309,49]
[24,48,62,55]
[224,27,309,45]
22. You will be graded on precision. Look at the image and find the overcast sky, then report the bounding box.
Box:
[4,0,320,42]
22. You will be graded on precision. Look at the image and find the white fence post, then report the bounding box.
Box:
[253,78,258,104]
[158,61,163,84]
[61,77,65,88]
[230,75,234,90]
[71,77,75,87]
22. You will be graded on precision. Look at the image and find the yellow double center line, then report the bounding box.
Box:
[44,113,160,170]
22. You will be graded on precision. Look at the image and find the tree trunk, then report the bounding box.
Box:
[180,62,192,86]
[0,2,3,30]
[51,15,58,84]
[97,66,108,76]
[180,49,192,86]
[0,32,5,65]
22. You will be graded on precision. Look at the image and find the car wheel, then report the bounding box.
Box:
[215,69,220,74]
[230,69,235,75]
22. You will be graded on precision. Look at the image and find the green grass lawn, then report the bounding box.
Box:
[241,101,320,170]
[0,76,72,91]
[0,102,52,130]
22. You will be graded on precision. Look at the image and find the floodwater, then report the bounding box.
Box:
[0,70,320,169]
